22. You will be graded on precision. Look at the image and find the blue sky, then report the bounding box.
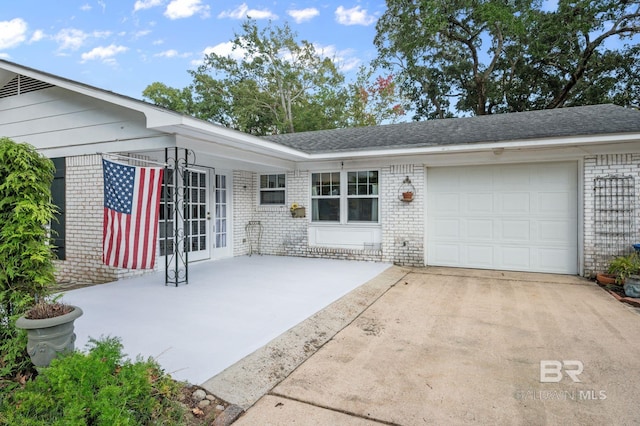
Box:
[0,1,384,100]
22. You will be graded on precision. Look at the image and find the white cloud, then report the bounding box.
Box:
[81,44,128,64]
[134,0,164,12]
[164,0,210,19]
[204,41,246,60]
[54,28,88,51]
[335,5,376,26]
[287,8,319,24]
[154,49,190,58]
[0,18,28,50]
[53,28,111,51]
[0,52,10,59]
[314,43,360,72]
[218,3,277,20]
[29,29,45,43]
[155,49,178,58]
[80,3,92,11]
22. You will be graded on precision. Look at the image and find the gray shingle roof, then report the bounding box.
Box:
[262,104,640,154]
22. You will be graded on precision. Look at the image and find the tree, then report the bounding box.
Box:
[194,19,349,135]
[346,66,407,126]
[374,0,640,118]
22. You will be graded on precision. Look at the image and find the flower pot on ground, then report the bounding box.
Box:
[607,252,640,284]
[16,302,83,368]
[623,275,640,298]
[596,272,618,286]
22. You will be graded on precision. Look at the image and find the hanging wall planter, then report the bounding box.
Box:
[16,304,83,368]
[399,176,416,202]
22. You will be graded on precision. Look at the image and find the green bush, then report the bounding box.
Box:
[607,252,640,284]
[0,337,185,425]
[0,138,59,381]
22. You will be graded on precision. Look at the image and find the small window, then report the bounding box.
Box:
[260,174,286,205]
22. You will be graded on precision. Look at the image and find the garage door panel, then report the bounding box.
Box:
[467,245,494,266]
[467,219,493,239]
[537,220,572,242]
[431,244,460,264]
[434,193,460,212]
[500,246,532,269]
[502,192,530,213]
[501,220,531,241]
[538,192,572,214]
[427,162,577,274]
[467,193,493,213]
[432,219,460,238]
[538,248,574,272]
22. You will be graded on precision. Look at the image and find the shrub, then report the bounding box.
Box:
[0,138,58,381]
[607,252,640,284]
[0,337,185,425]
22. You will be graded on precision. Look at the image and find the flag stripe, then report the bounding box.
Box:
[102,159,164,270]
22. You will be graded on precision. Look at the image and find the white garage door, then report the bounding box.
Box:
[427,162,578,274]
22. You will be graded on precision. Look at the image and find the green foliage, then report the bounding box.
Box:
[375,0,640,118]
[0,337,185,425]
[607,252,640,284]
[143,20,407,134]
[0,138,58,382]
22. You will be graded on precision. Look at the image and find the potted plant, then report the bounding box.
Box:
[624,275,640,298]
[606,252,640,285]
[15,300,83,368]
[0,138,73,375]
[290,202,306,218]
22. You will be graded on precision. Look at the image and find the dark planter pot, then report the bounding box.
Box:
[16,306,83,368]
[624,276,640,298]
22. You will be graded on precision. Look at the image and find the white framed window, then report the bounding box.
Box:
[311,170,379,223]
[259,174,286,205]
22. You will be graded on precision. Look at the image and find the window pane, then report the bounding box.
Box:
[312,198,340,221]
[348,198,378,222]
[260,190,285,205]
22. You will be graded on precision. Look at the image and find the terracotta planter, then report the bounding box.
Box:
[596,273,618,285]
[402,192,414,201]
[16,306,83,368]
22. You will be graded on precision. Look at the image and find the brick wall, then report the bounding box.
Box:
[583,154,640,277]
[380,164,425,266]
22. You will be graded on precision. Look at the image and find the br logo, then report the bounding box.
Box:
[540,360,584,383]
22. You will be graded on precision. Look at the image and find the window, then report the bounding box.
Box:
[260,174,286,205]
[347,171,379,222]
[312,170,379,223]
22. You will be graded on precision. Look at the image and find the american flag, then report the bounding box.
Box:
[102,158,164,269]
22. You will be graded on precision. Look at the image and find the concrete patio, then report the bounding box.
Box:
[60,255,391,385]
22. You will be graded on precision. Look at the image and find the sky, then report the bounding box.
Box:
[0,0,385,100]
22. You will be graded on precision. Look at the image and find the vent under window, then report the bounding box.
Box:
[0,74,54,98]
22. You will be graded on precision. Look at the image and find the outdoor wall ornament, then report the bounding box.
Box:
[399,176,416,202]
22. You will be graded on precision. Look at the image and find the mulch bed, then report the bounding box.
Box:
[596,280,640,308]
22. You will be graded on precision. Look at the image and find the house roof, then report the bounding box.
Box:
[263,104,640,154]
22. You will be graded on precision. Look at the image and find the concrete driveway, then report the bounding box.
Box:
[230,267,640,425]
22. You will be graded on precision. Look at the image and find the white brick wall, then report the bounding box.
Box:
[583,154,640,276]
[234,166,425,265]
